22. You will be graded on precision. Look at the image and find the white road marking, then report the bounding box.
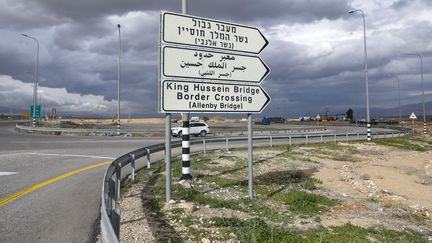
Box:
[23,153,115,160]
[0,171,18,176]
[10,139,158,144]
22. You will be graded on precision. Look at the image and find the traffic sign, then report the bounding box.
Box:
[409,112,417,119]
[162,46,269,83]
[162,12,268,54]
[30,105,41,118]
[161,80,270,113]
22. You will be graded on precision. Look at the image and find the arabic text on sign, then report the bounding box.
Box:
[163,47,268,82]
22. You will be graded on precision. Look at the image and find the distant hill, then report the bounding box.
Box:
[1,101,431,119]
[352,101,432,119]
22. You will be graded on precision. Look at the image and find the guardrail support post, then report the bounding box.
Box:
[334,134,336,143]
[305,135,308,144]
[225,136,229,152]
[111,207,121,240]
[270,136,273,147]
[130,153,135,181]
[289,136,292,146]
[146,148,151,169]
[108,177,116,212]
[346,133,349,142]
[115,163,121,201]
[203,139,206,154]
[320,134,323,142]
[357,133,359,139]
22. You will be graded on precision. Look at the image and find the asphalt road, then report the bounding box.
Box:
[0,121,164,243]
[0,120,398,242]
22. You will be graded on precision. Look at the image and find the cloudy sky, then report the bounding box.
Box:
[0,0,431,118]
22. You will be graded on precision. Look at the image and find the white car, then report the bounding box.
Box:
[171,122,209,137]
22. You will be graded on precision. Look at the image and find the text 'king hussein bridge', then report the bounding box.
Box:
[162,80,270,113]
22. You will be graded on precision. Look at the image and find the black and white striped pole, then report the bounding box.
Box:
[180,0,192,181]
[117,24,121,136]
[117,121,120,135]
[366,123,371,142]
[349,9,371,142]
[180,113,192,180]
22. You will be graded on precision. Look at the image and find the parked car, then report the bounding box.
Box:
[171,122,209,137]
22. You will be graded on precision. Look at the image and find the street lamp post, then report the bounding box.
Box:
[349,9,371,141]
[387,74,402,124]
[117,24,121,135]
[22,34,39,127]
[397,75,401,124]
[405,53,426,135]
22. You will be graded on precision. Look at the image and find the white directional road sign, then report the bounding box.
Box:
[161,80,270,113]
[162,46,269,83]
[162,12,268,54]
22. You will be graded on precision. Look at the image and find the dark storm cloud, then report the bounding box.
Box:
[33,0,175,20]
[1,0,432,117]
[0,1,61,30]
[18,0,351,25]
[188,0,351,24]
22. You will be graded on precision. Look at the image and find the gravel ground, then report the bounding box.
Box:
[117,137,432,242]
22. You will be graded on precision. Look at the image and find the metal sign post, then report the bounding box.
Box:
[247,114,253,199]
[410,112,417,135]
[413,119,415,135]
[165,113,171,202]
[161,5,174,200]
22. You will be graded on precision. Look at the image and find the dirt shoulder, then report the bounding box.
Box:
[119,136,432,242]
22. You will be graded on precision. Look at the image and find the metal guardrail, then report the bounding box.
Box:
[100,129,411,243]
[15,124,153,136]
[15,124,327,137]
